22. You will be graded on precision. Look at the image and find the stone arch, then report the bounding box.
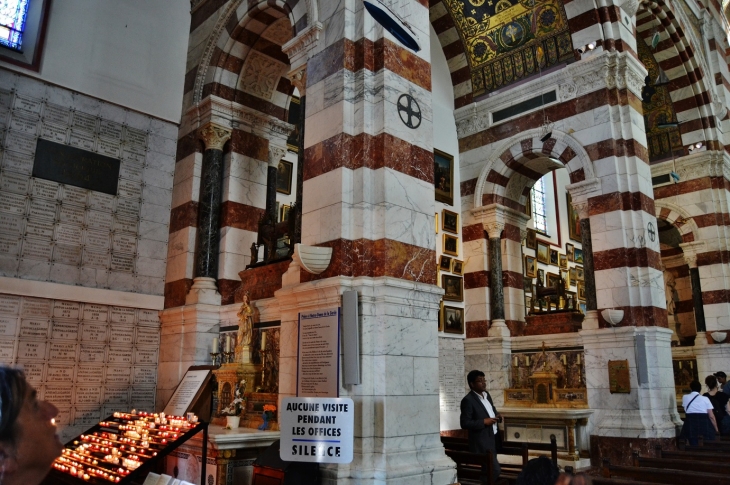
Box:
[191,0,313,109]
[654,200,699,243]
[474,129,595,210]
[637,0,722,150]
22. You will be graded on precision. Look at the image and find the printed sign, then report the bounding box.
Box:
[297,308,340,397]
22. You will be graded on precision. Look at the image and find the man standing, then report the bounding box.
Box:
[715,372,730,395]
[460,370,502,483]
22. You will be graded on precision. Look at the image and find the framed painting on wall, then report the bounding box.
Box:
[567,192,581,242]
[439,256,452,272]
[577,281,586,300]
[442,275,464,302]
[438,301,444,331]
[550,249,559,266]
[566,243,574,262]
[442,209,459,234]
[434,150,454,205]
[526,228,537,249]
[559,254,568,269]
[561,269,569,289]
[546,272,560,289]
[537,269,545,286]
[276,160,294,194]
[569,268,577,286]
[524,255,537,278]
[452,260,464,275]
[573,248,584,264]
[576,265,584,281]
[443,234,459,256]
[537,241,549,264]
[442,305,465,334]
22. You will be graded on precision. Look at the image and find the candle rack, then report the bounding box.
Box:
[46,412,208,485]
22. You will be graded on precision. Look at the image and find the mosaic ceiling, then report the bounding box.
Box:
[637,36,684,163]
[443,0,574,95]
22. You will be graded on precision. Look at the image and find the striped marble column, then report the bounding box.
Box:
[276,1,456,483]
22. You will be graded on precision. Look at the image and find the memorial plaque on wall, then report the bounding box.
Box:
[32,139,120,195]
[608,360,631,393]
[297,308,340,397]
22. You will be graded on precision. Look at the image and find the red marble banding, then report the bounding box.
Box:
[440,429,468,439]
[218,279,240,306]
[234,259,291,303]
[463,224,485,242]
[298,238,437,284]
[455,93,473,109]
[696,250,730,267]
[303,132,433,183]
[593,247,662,272]
[381,38,432,91]
[230,128,270,161]
[597,305,668,327]
[461,178,477,197]
[176,129,204,162]
[220,201,266,232]
[692,213,730,228]
[169,201,199,234]
[569,168,585,184]
[486,169,510,187]
[464,271,490,289]
[466,320,490,338]
[505,320,526,336]
[198,82,288,120]
[481,194,524,213]
[190,0,228,31]
[559,145,577,163]
[502,224,522,243]
[184,67,198,95]
[587,190,655,217]
[702,289,730,305]
[502,270,523,290]
[523,312,584,335]
[164,278,194,309]
[653,176,713,199]
[660,247,683,258]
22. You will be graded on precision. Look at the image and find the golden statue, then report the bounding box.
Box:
[236,293,254,360]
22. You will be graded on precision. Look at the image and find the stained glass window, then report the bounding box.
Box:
[532,176,548,235]
[0,0,30,51]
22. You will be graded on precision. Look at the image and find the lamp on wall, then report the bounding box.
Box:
[363,0,420,52]
[601,309,624,326]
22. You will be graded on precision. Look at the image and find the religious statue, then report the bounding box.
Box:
[236,293,254,360]
[664,268,676,315]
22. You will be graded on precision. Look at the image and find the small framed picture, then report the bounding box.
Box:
[280,204,291,222]
[574,248,584,264]
[576,265,584,281]
[525,295,532,313]
[524,255,537,278]
[569,268,577,286]
[537,269,545,286]
[546,272,560,289]
[526,228,537,249]
[435,150,454,206]
[550,249,559,266]
[537,241,549,264]
[579,301,587,314]
[438,301,444,331]
[566,243,574,262]
[561,269,569,289]
[439,255,452,272]
[442,275,464,302]
[567,192,581,242]
[452,260,464,275]
[442,209,459,234]
[524,278,533,294]
[577,281,586,300]
[442,305,465,334]
[443,234,459,256]
[559,254,568,269]
[435,213,439,234]
[276,160,294,195]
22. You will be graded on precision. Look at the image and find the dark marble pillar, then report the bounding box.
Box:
[294,95,305,244]
[690,267,706,332]
[580,217,597,311]
[489,235,505,321]
[266,165,278,221]
[194,124,231,280]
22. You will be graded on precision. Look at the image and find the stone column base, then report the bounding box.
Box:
[489,318,511,337]
[186,277,222,305]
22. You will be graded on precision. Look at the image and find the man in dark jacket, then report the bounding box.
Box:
[460,369,502,483]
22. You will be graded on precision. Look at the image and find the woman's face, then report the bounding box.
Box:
[12,384,63,475]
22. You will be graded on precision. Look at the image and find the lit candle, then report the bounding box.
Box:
[576,354,581,365]
[225,336,231,352]
[212,337,219,353]
[261,331,267,350]
[525,356,530,366]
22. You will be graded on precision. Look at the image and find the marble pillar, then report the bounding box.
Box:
[690,267,706,332]
[287,65,306,245]
[575,202,599,330]
[266,146,286,222]
[186,123,231,306]
[489,235,505,322]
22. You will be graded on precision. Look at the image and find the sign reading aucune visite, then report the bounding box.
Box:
[280,397,354,463]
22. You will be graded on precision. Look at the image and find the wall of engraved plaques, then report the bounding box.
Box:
[0,71,176,292]
[0,292,159,441]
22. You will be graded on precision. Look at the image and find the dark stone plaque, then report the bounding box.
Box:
[608,360,631,393]
[32,139,120,195]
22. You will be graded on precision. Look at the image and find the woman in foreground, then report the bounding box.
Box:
[0,367,62,485]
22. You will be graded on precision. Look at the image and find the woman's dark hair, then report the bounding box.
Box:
[690,380,702,393]
[706,375,718,390]
[516,456,559,485]
[0,367,27,444]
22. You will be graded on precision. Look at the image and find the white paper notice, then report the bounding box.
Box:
[163,369,210,416]
[297,308,340,397]
[280,397,354,464]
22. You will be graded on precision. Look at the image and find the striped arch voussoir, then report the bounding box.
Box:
[474,129,595,209]
[655,201,699,243]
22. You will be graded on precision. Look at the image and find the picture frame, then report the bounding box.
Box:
[566,290,576,308]
[561,269,569,289]
[439,255,452,272]
[276,160,294,195]
[537,241,549,264]
[576,265,584,281]
[526,228,537,249]
[525,295,532,313]
[442,305,465,334]
[442,275,464,302]
[537,269,545,286]
[280,204,291,222]
[567,192,581,242]
[550,249,559,266]
[577,281,586,300]
[524,255,537,278]
[442,209,459,234]
[434,149,454,205]
[443,234,459,256]
[559,254,568,269]
[438,301,444,331]
[578,301,587,314]
[569,268,577,286]
[452,260,464,276]
[546,272,560,289]
[435,213,439,233]
[573,248,584,264]
[523,279,533,294]
[566,243,574,262]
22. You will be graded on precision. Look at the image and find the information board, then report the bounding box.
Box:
[163,368,211,416]
[297,308,340,397]
[279,397,354,464]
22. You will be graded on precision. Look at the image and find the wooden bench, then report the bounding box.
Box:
[678,436,730,452]
[631,450,730,474]
[601,458,729,485]
[443,449,497,485]
[502,437,558,467]
[656,446,727,462]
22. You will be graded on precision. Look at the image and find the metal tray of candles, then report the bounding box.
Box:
[43,411,209,485]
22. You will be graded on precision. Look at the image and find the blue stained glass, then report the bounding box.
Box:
[531,176,549,236]
[0,0,30,51]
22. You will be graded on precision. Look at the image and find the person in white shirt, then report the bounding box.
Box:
[460,370,502,483]
[681,380,718,445]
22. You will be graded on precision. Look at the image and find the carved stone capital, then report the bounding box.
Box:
[268,145,288,167]
[484,222,506,239]
[199,123,231,151]
[282,22,322,67]
[471,203,529,239]
[573,202,589,220]
[679,241,706,269]
[287,65,307,96]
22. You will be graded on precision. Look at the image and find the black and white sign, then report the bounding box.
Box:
[297,308,340,397]
[280,397,354,464]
